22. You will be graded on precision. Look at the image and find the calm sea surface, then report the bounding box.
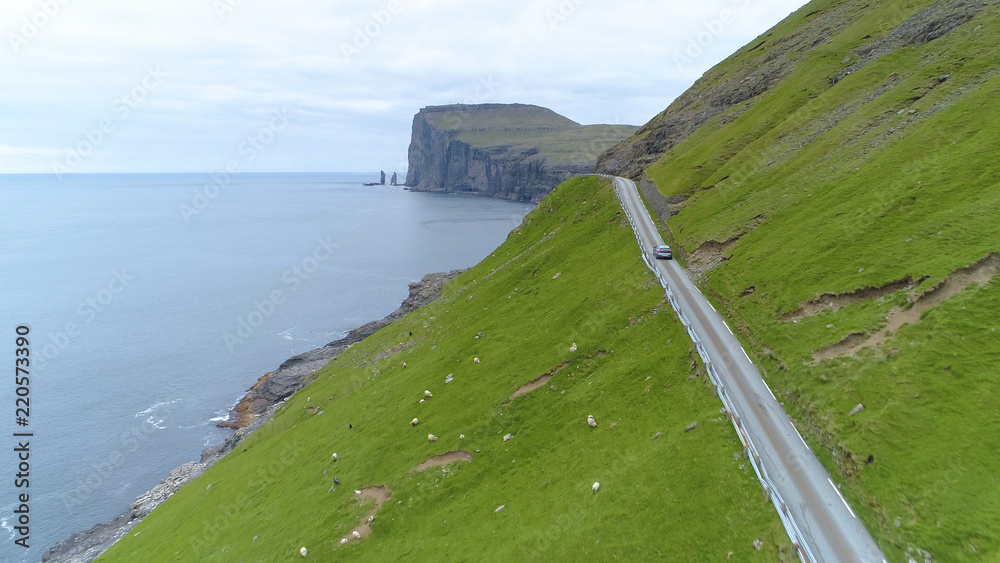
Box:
[0,173,533,561]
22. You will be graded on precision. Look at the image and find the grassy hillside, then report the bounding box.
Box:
[607,0,1000,560]
[422,103,580,130]
[458,125,641,166]
[98,177,791,562]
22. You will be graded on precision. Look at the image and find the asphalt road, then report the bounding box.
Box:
[611,176,886,563]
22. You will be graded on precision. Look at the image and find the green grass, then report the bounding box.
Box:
[457,125,640,165]
[98,177,790,562]
[423,104,580,130]
[630,1,1000,560]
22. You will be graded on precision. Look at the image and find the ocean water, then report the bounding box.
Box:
[0,173,533,562]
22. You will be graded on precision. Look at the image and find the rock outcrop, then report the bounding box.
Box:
[405,103,636,202]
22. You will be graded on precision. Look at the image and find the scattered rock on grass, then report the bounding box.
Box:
[685,423,698,432]
[849,403,864,416]
[495,504,505,513]
[753,539,762,550]
[503,433,512,442]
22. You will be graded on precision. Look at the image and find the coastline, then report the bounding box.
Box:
[41,269,464,563]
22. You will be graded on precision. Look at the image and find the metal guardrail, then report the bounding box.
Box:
[610,179,816,563]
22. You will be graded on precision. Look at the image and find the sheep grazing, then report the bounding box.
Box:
[411,418,419,426]
[352,530,361,539]
[331,453,338,462]
[402,362,407,368]
[587,415,597,428]
[503,433,512,442]
[340,538,348,545]
[570,343,578,353]
[428,434,438,442]
[419,399,425,403]
[300,546,308,557]
[424,390,433,398]
[592,482,600,494]
[473,357,480,363]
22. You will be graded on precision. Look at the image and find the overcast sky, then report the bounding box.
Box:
[0,0,807,174]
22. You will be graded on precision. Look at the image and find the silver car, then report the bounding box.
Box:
[654,245,673,259]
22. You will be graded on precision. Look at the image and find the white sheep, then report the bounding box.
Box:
[592,482,600,494]
[300,546,308,557]
[428,434,438,442]
[411,418,419,426]
[352,530,361,539]
[419,399,425,403]
[588,415,597,428]
[340,538,348,545]
[425,390,433,398]
[503,433,512,442]
[473,357,480,363]
[331,453,338,462]
[570,343,578,353]
[402,362,407,368]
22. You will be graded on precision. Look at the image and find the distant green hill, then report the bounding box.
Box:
[406,104,637,201]
[98,177,790,562]
[600,0,1000,560]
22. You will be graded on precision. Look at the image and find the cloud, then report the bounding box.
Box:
[0,0,808,173]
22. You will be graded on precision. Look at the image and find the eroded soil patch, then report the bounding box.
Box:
[342,486,392,543]
[510,361,569,400]
[411,450,473,473]
[813,253,999,361]
[784,276,922,322]
[687,220,761,280]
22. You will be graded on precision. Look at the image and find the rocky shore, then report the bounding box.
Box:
[41,270,464,563]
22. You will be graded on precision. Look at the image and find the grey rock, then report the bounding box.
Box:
[849,403,865,416]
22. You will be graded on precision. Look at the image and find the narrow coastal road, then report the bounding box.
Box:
[611,176,886,563]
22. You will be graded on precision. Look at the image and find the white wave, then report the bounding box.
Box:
[134,398,182,419]
[135,398,182,429]
[279,326,297,340]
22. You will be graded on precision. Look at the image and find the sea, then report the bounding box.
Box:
[0,173,534,562]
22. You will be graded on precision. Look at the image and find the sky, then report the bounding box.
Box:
[0,0,808,175]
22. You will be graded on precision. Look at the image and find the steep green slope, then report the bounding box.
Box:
[98,177,790,562]
[601,0,1000,560]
